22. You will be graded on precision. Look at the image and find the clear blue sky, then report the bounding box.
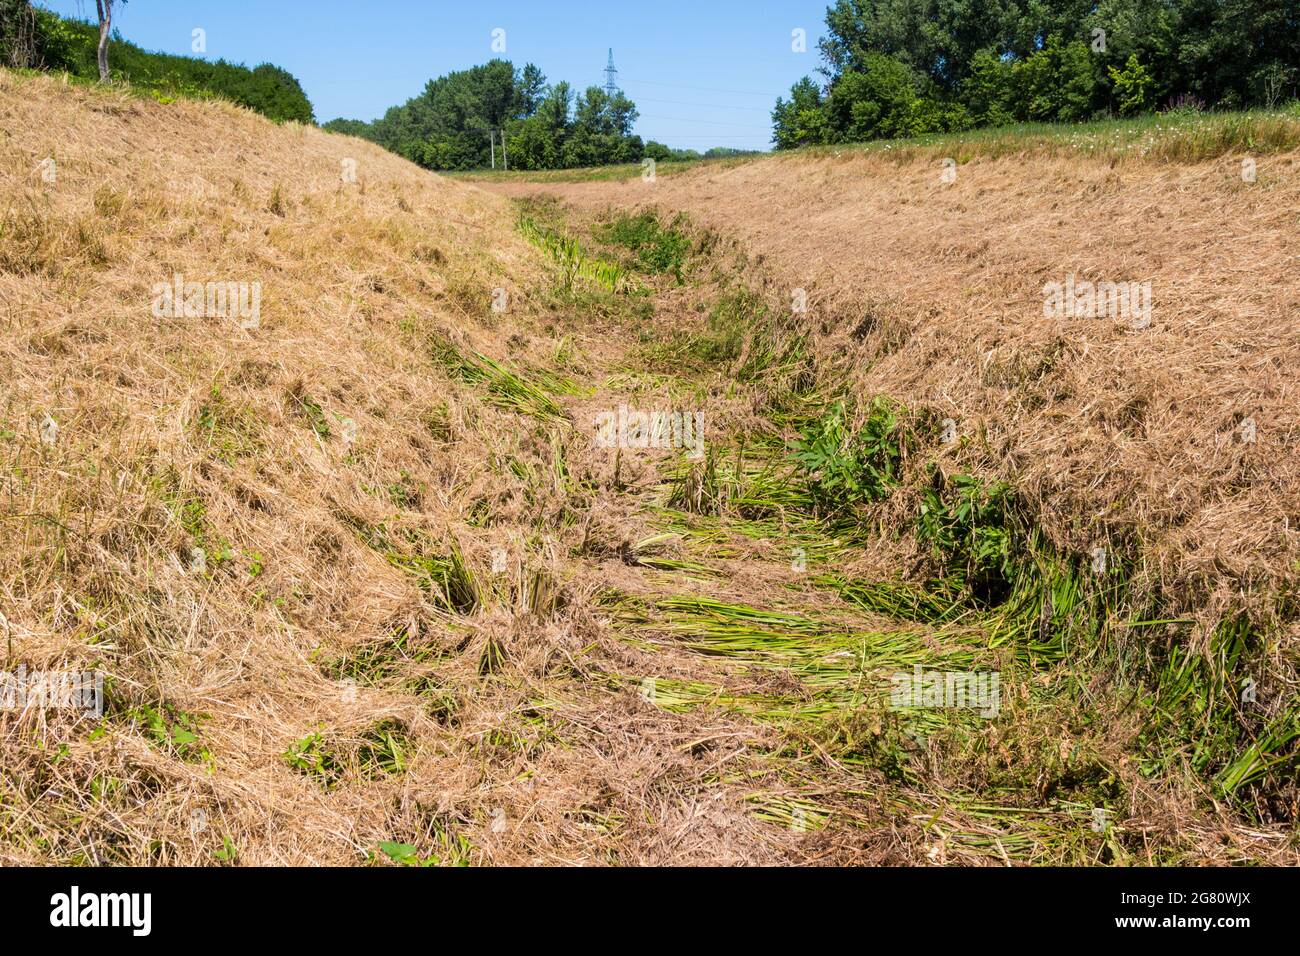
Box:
[39,1,832,151]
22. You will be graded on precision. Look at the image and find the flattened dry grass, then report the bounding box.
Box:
[490,107,1300,676]
[6,68,1298,868]
[0,71,801,867]
[518,196,1299,858]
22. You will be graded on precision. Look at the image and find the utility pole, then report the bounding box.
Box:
[490,130,496,170]
[501,129,508,170]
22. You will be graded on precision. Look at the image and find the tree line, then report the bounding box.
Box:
[2,3,739,171]
[774,0,1300,148]
[324,60,658,172]
[0,1,314,123]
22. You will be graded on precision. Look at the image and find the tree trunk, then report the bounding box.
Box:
[95,0,111,82]
[0,0,39,69]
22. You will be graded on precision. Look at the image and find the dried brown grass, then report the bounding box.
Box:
[6,69,1297,867]
[490,146,1300,633]
[0,72,805,866]
[481,139,1300,861]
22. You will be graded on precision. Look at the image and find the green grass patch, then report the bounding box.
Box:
[283,731,343,786]
[600,211,692,283]
[517,213,631,295]
[321,624,444,687]
[284,721,411,788]
[427,334,569,423]
[916,470,1016,605]
[194,385,263,464]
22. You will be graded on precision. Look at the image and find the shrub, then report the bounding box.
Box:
[793,397,904,512]
[1013,35,1098,123]
[1109,54,1156,117]
[602,212,691,282]
[827,54,953,141]
[916,470,1016,603]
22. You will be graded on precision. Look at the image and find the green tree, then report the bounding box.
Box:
[506,114,562,169]
[350,65,642,171]
[516,62,546,115]
[1083,0,1178,110]
[772,76,830,148]
[826,53,950,140]
[1174,0,1299,109]
[573,86,639,137]
[504,80,575,170]
[644,140,672,161]
[322,118,378,139]
[1108,53,1154,115]
[1011,34,1097,121]
[962,48,1017,126]
[781,0,1300,146]
[28,6,314,121]
[558,85,643,166]
[537,80,572,130]
[819,0,1026,93]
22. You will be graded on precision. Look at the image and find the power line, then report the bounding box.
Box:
[644,137,773,142]
[622,77,780,98]
[612,49,824,69]
[638,113,772,128]
[638,135,773,142]
[635,96,774,113]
